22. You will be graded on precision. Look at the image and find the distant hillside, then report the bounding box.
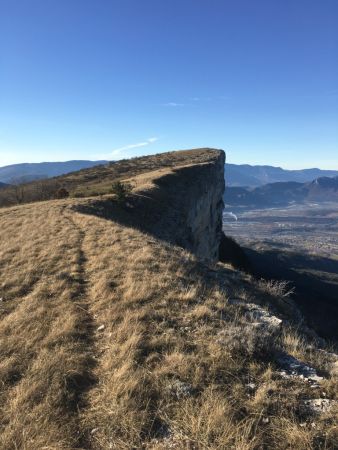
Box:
[225,176,338,207]
[2,159,338,187]
[0,149,223,208]
[0,182,9,189]
[225,163,338,187]
[0,160,108,184]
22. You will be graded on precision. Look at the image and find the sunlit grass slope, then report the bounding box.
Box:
[0,154,337,449]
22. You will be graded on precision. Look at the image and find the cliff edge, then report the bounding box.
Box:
[75,148,225,260]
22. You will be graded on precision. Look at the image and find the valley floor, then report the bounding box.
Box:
[223,202,338,342]
[0,199,337,449]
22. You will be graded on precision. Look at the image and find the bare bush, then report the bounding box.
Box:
[259,279,295,298]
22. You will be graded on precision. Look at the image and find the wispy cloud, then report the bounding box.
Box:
[93,137,159,160]
[102,137,158,159]
[163,102,185,107]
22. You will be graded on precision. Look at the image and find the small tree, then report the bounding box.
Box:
[9,178,26,204]
[111,181,132,204]
[55,187,69,199]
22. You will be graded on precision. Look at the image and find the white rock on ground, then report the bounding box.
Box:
[276,353,324,384]
[300,399,338,416]
[166,380,193,399]
[228,299,282,332]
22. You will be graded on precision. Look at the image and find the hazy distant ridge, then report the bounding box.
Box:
[225,163,338,187]
[225,176,338,207]
[1,159,338,186]
[0,160,107,184]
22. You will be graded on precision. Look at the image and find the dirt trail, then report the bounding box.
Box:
[0,203,99,449]
[61,206,101,448]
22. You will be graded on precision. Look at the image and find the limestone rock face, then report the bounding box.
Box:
[76,148,226,261]
[183,151,225,259]
[139,149,226,261]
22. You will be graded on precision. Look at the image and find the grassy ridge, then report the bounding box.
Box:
[0,151,337,448]
[0,149,221,207]
[1,202,337,448]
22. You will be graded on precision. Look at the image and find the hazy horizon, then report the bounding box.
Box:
[0,151,338,172]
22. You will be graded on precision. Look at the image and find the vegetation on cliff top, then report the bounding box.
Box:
[0,148,222,208]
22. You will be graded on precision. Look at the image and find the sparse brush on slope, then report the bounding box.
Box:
[0,148,221,208]
[0,150,337,449]
[111,181,132,204]
[0,198,337,450]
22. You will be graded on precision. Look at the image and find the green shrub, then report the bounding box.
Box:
[111,181,132,204]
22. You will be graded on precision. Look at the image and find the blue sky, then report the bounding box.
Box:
[0,0,337,169]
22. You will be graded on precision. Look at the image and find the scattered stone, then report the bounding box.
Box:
[300,399,337,416]
[150,435,182,449]
[228,299,282,332]
[97,325,105,332]
[277,353,324,384]
[167,380,193,399]
[245,383,256,392]
[262,417,270,424]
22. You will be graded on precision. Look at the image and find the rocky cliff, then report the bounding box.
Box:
[75,148,226,261]
[165,150,225,260]
[120,149,225,261]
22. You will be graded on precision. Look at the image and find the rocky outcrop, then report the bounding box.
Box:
[132,149,226,260]
[75,149,225,261]
[176,150,225,259]
[277,353,324,385]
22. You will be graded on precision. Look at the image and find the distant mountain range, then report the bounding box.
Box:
[225,163,338,187]
[0,160,107,184]
[224,176,338,208]
[0,182,9,189]
[1,159,338,188]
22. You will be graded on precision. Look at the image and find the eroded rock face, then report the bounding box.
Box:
[75,149,226,261]
[150,149,226,261]
[184,152,225,260]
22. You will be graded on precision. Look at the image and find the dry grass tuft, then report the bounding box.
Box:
[0,195,337,449]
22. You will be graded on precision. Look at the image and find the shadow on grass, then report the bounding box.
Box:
[73,163,223,259]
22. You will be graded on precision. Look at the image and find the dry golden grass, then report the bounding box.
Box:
[0,148,223,208]
[0,192,337,447]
